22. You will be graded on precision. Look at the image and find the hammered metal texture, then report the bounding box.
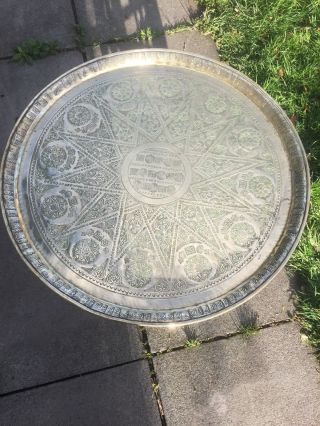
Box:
[1,50,309,325]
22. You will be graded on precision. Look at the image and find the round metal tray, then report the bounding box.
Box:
[1,50,309,326]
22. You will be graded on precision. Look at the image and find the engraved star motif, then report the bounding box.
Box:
[30,71,279,296]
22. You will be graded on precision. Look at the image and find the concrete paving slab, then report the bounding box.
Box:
[86,29,219,60]
[75,0,198,44]
[154,323,320,426]
[0,216,144,395]
[0,51,83,153]
[0,360,161,425]
[147,270,296,352]
[0,0,77,57]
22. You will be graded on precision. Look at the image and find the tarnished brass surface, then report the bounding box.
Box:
[1,50,309,325]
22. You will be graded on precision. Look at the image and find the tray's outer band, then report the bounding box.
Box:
[1,50,309,326]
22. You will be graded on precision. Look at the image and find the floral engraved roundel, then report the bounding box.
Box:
[22,65,286,304]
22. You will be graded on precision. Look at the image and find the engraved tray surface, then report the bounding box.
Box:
[1,50,309,325]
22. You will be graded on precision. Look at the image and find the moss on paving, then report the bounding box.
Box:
[196,0,320,355]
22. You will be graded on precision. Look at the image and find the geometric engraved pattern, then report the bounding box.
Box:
[29,69,281,298]
[2,51,309,324]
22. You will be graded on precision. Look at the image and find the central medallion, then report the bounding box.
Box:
[121,143,192,205]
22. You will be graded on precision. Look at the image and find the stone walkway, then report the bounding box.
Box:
[0,1,319,425]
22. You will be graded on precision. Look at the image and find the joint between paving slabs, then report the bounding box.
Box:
[0,319,293,400]
[140,326,167,426]
[0,357,144,399]
[147,318,293,357]
[95,21,194,46]
[70,0,87,62]
[0,22,196,62]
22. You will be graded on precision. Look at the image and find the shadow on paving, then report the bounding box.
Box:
[146,269,299,352]
[0,0,76,57]
[0,2,203,422]
[74,0,197,46]
[0,211,160,422]
[0,0,151,404]
[0,360,161,426]
[0,217,146,396]
[0,1,171,419]
[85,29,219,60]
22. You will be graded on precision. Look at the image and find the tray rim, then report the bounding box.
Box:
[0,49,310,326]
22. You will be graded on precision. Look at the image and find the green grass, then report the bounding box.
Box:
[13,39,59,64]
[197,0,320,177]
[196,0,320,354]
[289,180,320,353]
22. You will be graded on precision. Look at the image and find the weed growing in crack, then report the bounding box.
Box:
[152,383,160,394]
[137,27,155,41]
[13,39,59,64]
[74,24,87,52]
[165,21,193,35]
[184,338,201,348]
[237,323,259,338]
